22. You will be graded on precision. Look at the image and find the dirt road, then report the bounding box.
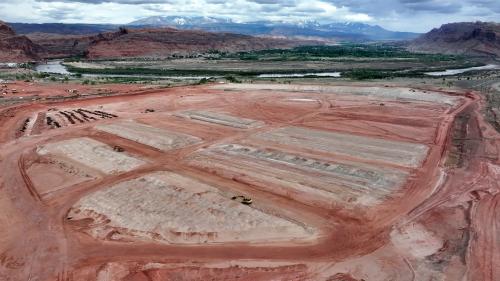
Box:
[0,82,498,280]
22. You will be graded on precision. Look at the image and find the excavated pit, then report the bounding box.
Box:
[1,82,494,281]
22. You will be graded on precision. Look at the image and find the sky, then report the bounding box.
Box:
[0,0,499,33]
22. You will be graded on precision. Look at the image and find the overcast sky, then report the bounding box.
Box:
[1,0,499,32]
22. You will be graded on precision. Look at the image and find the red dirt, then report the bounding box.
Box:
[0,82,498,281]
[85,28,312,59]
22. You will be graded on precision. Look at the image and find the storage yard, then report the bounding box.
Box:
[0,81,498,281]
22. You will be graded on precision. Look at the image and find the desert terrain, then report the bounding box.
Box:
[0,77,498,280]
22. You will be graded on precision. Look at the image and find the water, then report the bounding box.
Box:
[36,60,343,79]
[258,72,341,78]
[35,60,218,80]
[81,74,219,80]
[0,63,18,68]
[425,64,499,76]
[35,60,71,74]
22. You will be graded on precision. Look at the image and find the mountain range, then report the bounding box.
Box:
[7,16,419,42]
[128,16,420,41]
[3,18,500,62]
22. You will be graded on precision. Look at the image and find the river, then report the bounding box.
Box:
[35,60,71,74]
[425,64,499,76]
[258,72,341,78]
[35,60,218,80]
[35,60,343,79]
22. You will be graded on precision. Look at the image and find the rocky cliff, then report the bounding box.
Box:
[0,21,42,62]
[85,28,313,59]
[408,22,500,57]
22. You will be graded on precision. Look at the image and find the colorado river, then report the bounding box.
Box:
[35,60,219,80]
[425,64,499,76]
[35,60,71,74]
[258,72,341,78]
[36,60,342,79]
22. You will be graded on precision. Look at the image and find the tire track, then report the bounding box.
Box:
[17,153,41,202]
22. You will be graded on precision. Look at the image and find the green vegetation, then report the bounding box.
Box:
[59,43,483,81]
[63,55,87,63]
[196,77,217,85]
[81,79,96,85]
[65,64,314,76]
[223,44,465,62]
[65,63,483,81]
[224,75,241,83]
[343,69,426,80]
[65,64,230,76]
[33,72,50,79]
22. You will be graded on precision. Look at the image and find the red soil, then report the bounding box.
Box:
[85,28,310,59]
[0,82,498,281]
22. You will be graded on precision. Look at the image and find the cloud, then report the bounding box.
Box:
[35,0,169,3]
[0,0,498,32]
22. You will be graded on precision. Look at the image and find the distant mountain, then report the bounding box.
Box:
[7,17,419,42]
[130,16,233,27]
[408,22,500,57]
[129,16,419,41]
[8,22,117,35]
[0,21,42,62]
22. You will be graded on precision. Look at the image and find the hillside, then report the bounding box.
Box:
[27,33,104,59]
[0,21,42,62]
[85,28,315,59]
[6,25,318,60]
[408,21,500,57]
[129,16,419,41]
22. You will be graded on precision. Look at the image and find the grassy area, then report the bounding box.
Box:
[222,44,467,62]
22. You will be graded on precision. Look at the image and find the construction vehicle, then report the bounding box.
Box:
[113,145,125,152]
[231,195,253,205]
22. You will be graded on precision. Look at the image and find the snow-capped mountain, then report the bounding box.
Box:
[129,16,419,41]
[130,16,233,26]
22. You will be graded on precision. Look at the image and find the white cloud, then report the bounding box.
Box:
[0,0,498,32]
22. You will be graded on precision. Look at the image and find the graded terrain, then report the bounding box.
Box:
[0,81,499,281]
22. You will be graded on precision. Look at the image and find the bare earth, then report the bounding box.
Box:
[0,81,498,281]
